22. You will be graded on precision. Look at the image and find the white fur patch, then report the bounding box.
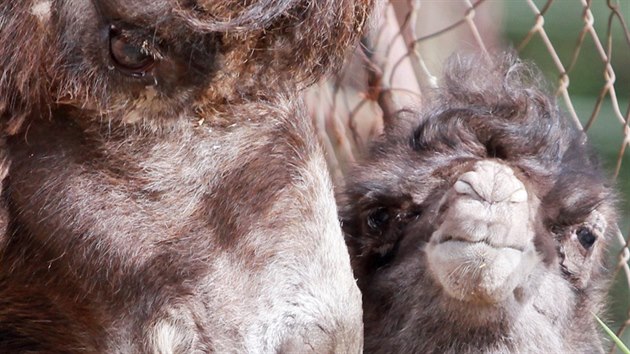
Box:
[31,0,52,21]
[150,316,195,354]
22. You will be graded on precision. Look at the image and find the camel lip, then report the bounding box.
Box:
[425,239,534,305]
[437,236,525,253]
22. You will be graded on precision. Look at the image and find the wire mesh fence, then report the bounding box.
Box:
[307,0,630,350]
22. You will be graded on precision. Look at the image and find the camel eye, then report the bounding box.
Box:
[109,25,155,77]
[367,208,390,231]
[576,227,597,249]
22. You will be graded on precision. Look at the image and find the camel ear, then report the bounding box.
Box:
[0,3,54,135]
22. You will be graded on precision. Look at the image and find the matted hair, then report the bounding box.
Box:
[0,0,374,133]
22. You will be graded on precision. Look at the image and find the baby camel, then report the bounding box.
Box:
[340,53,618,353]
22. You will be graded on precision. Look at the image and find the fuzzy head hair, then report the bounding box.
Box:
[0,0,373,132]
[339,52,618,353]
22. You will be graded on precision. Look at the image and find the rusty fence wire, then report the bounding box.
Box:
[306,0,630,350]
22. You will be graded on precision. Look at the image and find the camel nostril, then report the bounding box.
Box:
[454,179,482,200]
[455,160,527,204]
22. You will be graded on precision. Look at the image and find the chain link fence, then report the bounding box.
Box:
[307,0,630,350]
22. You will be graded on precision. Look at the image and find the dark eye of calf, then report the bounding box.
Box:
[367,207,390,231]
[109,25,156,77]
[576,227,597,249]
[361,206,423,270]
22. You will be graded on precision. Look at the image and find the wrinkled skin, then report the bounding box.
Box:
[340,53,618,354]
[0,0,373,352]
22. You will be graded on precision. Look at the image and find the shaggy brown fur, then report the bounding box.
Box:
[0,0,373,352]
[0,0,372,132]
[339,53,618,353]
